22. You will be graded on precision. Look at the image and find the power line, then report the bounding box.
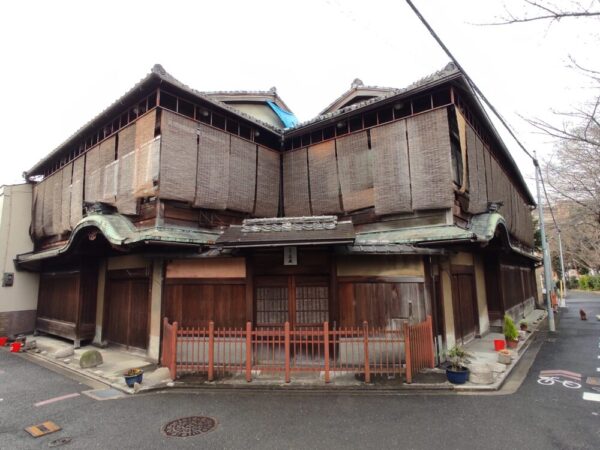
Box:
[405,0,536,162]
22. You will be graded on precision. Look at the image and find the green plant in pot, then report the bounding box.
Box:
[445,345,471,384]
[504,315,519,349]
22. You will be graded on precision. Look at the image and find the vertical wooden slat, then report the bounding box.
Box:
[246,322,252,382]
[284,322,291,383]
[208,321,214,381]
[363,321,370,383]
[324,321,330,383]
[404,320,412,384]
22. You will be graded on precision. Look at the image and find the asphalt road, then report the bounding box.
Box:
[1,291,599,450]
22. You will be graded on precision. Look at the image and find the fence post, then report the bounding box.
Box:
[284,322,291,383]
[245,321,252,382]
[404,321,412,384]
[323,321,330,384]
[363,321,370,384]
[208,321,214,382]
[161,317,168,368]
[427,315,435,368]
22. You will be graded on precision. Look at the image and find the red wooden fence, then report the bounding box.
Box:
[161,316,434,384]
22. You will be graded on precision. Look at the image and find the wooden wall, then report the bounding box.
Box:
[36,266,98,342]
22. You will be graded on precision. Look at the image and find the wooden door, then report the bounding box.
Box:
[451,272,478,344]
[104,274,150,350]
[255,275,329,327]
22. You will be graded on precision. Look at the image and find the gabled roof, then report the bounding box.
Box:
[319,78,399,115]
[287,62,462,133]
[26,64,284,176]
[202,87,294,113]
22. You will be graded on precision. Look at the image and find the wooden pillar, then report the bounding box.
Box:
[208,321,214,382]
[284,321,291,383]
[245,257,254,323]
[323,321,330,383]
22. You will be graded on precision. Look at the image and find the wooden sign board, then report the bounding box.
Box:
[25,421,61,438]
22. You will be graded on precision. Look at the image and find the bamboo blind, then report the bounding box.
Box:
[371,120,412,215]
[134,138,160,198]
[70,157,85,228]
[228,136,257,213]
[255,146,280,217]
[103,160,119,204]
[194,123,230,210]
[283,148,311,216]
[308,140,342,215]
[336,131,374,212]
[51,170,62,236]
[32,182,43,238]
[465,125,488,213]
[160,111,198,202]
[42,173,55,236]
[135,110,156,149]
[60,163,72,233]
[406,108,454,210]
[116,123,138,215]
[84,145,100,202]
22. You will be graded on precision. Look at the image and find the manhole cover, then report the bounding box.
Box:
[48,437,72,447]
[163,416,217,437]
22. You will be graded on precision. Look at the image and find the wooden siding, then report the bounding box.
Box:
[338,281,426,328]
[36,266,98,343]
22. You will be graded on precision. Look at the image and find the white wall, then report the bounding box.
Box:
[0,184,39,335]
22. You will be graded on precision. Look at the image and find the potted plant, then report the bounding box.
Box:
[445,345,471,384]
[124,368,144,387]
[504,315,519,349]
[519,320,528,331]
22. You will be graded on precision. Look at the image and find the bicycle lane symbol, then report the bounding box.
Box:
[537,370,582,389]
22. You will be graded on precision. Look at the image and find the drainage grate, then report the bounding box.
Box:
[163,416,217,437]
[48,437,72,447]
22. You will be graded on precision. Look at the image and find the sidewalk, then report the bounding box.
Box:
[9,309,548,394]
[456,308,547,391]
[14,335,173,394]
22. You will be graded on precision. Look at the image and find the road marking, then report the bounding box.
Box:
[34,392,80,407]
[583,392,600,402]
[539,370,581,380]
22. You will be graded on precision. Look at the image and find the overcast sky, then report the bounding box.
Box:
[1,0,598,195]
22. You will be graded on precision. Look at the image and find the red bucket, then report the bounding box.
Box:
[10,342,22,352]
[494,339,505,351]
[0,337,7,346]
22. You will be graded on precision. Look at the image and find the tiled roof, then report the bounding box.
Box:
[217,216,355,248]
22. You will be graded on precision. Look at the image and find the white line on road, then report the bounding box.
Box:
[34,392,80,407]
[583,392,600,402]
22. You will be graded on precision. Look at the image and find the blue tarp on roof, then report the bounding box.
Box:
[267,101,298,128]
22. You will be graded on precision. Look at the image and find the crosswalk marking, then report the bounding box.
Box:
[583,392,600,402]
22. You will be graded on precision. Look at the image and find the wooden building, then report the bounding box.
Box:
[16,63,538,365]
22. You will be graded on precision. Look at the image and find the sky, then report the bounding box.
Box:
[0,0,598,196]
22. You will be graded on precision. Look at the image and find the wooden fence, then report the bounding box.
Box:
[161,316,434,384]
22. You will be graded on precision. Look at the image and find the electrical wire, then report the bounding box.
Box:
[405,0,536,162]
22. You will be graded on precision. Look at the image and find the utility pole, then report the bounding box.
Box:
[534,153,556,331]
[557,230,567,307]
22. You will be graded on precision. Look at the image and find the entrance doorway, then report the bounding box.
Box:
[254,275,329,327]
[104,269,150,350]
[451,268,478,344]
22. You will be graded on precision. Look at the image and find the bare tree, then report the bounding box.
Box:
[484,0,600,25]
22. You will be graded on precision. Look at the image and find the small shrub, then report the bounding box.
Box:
[504,315,519,341]
[447,345,471,371]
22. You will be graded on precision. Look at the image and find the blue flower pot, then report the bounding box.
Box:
[124,370,144,387]
[446,367,469,384]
